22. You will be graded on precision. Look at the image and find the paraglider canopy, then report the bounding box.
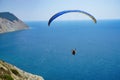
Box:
[48,10,97,26]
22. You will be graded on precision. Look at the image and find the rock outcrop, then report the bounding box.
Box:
[0,12,28,33]
[0,60,44,80]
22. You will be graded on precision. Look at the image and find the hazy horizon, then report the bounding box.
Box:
[23,19,120,22]
[0,0,120,21]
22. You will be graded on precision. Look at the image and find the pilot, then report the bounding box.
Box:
[72,48,76,55]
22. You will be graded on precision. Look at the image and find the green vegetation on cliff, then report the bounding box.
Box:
[0,12,18,22]
[0,60,44,80]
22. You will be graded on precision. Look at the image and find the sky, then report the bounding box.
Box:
[0,0,120,21]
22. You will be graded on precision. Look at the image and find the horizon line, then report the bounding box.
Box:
[23,19,120,22]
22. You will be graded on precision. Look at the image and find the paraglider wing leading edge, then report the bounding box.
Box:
[48,10,97,26]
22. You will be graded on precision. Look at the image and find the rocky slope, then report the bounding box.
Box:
[0,60,44,80]
[0,12,28,33]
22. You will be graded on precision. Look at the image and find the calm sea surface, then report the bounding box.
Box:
[0,20,120,80]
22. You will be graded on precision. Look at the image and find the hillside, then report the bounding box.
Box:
[0,60,44,80]
[0,12,28,33]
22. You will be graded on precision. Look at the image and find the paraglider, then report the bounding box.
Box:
[48,10,97,26]
[48,10,97,56]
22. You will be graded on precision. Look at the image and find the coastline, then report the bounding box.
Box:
[0,60,44,80]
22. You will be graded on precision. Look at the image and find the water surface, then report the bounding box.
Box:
[0,20,120,80]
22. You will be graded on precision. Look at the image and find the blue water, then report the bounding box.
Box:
[0,20,120,80]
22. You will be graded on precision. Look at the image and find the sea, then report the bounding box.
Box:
[0,20,120,80]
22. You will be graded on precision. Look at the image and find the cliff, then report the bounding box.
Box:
[0,60,44,80]
[0,12,28,33]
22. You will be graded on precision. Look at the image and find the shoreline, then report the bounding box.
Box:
[0,60,44,80]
